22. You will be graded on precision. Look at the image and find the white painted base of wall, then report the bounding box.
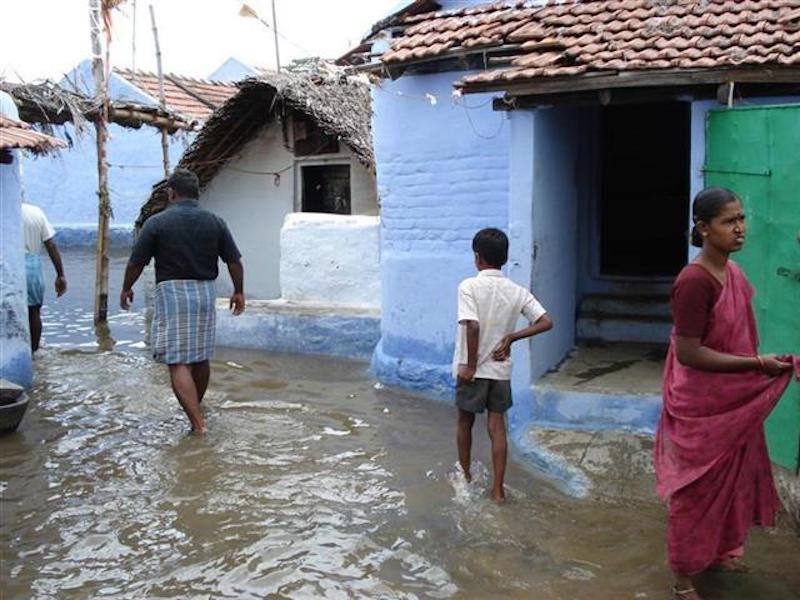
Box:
[280,213,380,309]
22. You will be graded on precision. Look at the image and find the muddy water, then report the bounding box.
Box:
[3,349,800,599]
[3,249,800,598]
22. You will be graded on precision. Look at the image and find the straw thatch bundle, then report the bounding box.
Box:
[0,79,194,136]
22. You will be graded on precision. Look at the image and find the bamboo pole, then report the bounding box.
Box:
[148,3,170,177]
[270,0,281,72]
[131,0,137,72]
[89,0,111,325]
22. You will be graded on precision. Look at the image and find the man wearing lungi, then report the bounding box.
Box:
[22,202,67,352]
[121,168,245,434]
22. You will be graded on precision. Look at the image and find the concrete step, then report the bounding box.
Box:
[579,294,670,320]
[576,316,672,344]
[577,294,672,344]
[531,383,662,434]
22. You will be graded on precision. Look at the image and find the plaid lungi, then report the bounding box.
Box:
[152,279,216,365]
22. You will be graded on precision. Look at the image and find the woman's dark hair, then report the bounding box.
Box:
[690,187,741,248]
[167,168,200,199]
[472,228,509,268]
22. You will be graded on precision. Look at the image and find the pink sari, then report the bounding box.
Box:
[654,261,799,576]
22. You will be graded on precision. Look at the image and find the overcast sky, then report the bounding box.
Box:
[0,0,402,82]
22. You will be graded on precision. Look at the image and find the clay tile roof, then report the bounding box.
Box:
[113,68,238,121]
[375,0,800,91]
[0,115,66,155]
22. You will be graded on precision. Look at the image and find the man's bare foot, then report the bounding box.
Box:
[190,426,207,436]
[462,470,472,483]
[490,488,505,504]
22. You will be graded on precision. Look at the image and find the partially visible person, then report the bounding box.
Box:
[120,168,245,434]
[655,187,798,600]
[453,228,553,503]
[22,202,67,352]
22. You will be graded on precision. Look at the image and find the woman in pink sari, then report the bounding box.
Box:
[655,188,797,600]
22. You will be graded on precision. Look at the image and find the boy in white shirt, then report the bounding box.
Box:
[454,228,552,502]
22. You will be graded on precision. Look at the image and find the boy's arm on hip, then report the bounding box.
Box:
[492,313,553,361]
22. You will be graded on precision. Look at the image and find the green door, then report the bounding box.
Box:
[705,105,800,471]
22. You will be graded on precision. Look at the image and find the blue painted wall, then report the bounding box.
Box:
[530,107,582,379]
[371,71,510,395]
[504,108,584,431]
[0,92,33,388]
[208,57,259,82]
[22,60,191,245]
[439,0,491,8]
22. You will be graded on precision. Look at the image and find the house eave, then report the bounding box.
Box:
[459,67,800,99]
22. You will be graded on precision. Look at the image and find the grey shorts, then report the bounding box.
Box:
[455,378,512,414]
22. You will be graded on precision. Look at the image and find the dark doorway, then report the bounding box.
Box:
[599,102,690,277]
[301,164,351,214]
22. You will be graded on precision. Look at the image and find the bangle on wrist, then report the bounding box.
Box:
[755,355,765,372]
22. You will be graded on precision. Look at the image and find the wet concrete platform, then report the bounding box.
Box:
[526,344,666,438]
[519,345,800,533]
[512,344,665,497]
[539,343,666,396]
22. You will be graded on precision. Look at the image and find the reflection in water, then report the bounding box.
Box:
[38,247,144,351]
[3,348,800,599]
[93,320,116,353]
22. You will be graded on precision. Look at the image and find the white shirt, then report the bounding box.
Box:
[452,269,547,380]
[21,203,55,254]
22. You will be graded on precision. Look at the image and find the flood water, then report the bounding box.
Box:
[2,250,800,599]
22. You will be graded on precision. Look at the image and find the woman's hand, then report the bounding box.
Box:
[758,354,792,376]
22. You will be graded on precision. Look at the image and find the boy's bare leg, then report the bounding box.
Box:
[457,409,475,482]
[191,360,210,403]
[168,364,206,433]
[487,410,507,503]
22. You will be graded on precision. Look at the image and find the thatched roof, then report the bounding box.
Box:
[0,79,194,135]
[0,115,67,155]
[137,68,373,226]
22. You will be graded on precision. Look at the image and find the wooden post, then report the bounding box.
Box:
[149,3,170,177]
[89,0,111,325]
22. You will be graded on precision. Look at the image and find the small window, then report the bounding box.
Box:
[301,165,351,214]
[293,114,339,156]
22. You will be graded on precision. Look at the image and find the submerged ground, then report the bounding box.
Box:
[2,250,799,599]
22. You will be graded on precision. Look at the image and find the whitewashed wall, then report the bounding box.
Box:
[201,120,378,299]
[280,213,380,309]
[200,123,294,299]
